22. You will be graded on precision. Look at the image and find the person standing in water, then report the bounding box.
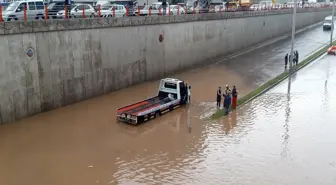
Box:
[216,86,222,108]
[295,50,299,66]
[285,53,288,69]
[223,85,231,115]
[231,85,238,109]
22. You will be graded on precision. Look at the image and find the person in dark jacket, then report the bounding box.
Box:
[162,1,167,15]
[293,51,296,66]
[285,53,288,69]
[216,86,222,108]
[295,50,299,66]
[231,85,238,109]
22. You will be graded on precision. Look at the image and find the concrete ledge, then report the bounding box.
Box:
[0,8,331,35]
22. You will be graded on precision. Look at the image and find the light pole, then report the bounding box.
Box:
[331,0,335,46]
[288,0,297,79]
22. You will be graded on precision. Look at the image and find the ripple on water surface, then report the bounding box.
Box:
[110,56,336,185]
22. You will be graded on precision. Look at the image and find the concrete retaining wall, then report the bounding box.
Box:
[0,9,331,124]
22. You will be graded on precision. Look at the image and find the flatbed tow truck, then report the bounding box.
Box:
[116,78,191,125]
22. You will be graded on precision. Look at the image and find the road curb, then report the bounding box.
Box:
[211,40,336,120]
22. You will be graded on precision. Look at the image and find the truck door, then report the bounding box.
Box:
[179,82,187,103]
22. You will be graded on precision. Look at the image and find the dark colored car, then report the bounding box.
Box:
[47,2,67,18]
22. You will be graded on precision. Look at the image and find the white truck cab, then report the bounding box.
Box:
[158,78,191,104]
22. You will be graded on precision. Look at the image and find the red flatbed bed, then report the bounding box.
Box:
[117,96,172,116]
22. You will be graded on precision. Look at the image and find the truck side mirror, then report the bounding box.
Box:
[189,86,191,89]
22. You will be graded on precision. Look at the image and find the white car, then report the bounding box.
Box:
[2,0,45,21]
[134,4,170,16]
[100,4,126,17]
[169,5,185,15]
[56,4,96,18]
[249,4,260,11]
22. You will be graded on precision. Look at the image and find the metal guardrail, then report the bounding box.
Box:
[0,3,333,22]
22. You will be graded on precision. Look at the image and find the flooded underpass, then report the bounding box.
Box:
[0,25,336,185]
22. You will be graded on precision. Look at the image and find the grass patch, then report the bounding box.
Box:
[211,41,336,120]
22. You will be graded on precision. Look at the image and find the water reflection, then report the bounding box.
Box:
[282,78,292,158]
[323,56,330,111]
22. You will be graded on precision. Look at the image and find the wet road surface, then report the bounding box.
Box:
[0,24,335,185]
[209,54,336,185]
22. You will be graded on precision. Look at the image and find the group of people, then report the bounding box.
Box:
[216,85,238,115]
[285,50,299,68]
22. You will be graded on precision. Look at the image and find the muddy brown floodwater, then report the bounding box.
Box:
[0,25,335,185]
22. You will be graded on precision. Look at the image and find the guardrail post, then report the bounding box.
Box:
[82,6,85,18]
[125,7,128,16]
[65,5,68,19]
[98,5,101,18]
[149,7,151,16]
[24,4,27,21]
[113,6,115,17]
[168,6,170,15]
[44,5,48,19]
[0,5,2,22]
[177,6,179,15]
[138,6,140,16]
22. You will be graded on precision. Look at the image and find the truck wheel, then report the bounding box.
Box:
[155,111,161,118]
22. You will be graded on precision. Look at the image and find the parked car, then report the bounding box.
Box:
[151,2,171,15]
[2,0,45,21]
[209,4,225,12]
[47,2,67,19]
[110,0,136,16]
[56,4,96,18]
[134,3,170,16]
[100,4,126,17]
[249,4,260,11]
[208,2,224,13]
[187,5,202,14]
[170,5,185,15]
[96,0,111,8]
[133,5,150,16]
